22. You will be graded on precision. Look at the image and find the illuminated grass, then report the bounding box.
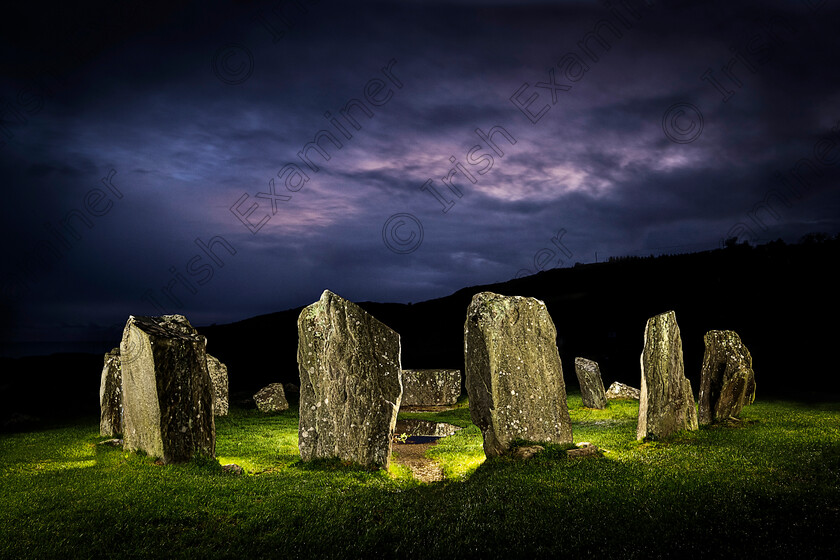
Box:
[425,424,485,480]
[395,396,486,479]
[0,396,838,559]
[214,406,301,473]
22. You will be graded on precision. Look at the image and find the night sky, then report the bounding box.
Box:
[2,0,839,355]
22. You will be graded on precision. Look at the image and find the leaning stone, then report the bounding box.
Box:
[401,369,461,406]
[574,358,607,409]
[698,330,756,424]
[206,354,229,416]
[637,311,698,440]
[297,290,402,470]
[120,314,215,464]
[283,382,299,395]
[605,382,640,400]
[464,292,573,458]
[99,347,123,437]
[253,383,289,413]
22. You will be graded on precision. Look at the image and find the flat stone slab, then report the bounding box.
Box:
[567,442,602,458]
[394,419,462,438]
[464,292,573,458]
[513,445,544,460]
[297,290,402,470]
[221,463,244,475]
[401,369,461,406]
[399,405,458,413]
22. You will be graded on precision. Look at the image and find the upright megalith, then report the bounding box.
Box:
[637,310,698,440]
[120,314,215,463]
[99,348,227,419]
[574,357,608,409]
[698,330,756,424]
[297,290,402,470]
[464,292,573,458]
[206,354,229,416]
[401,369,461,406]
[99,347,123,437]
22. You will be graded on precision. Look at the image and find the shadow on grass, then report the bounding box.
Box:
[291,457,385,473]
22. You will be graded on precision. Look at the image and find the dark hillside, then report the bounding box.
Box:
[2,237,836,431]
[200,237,838,402]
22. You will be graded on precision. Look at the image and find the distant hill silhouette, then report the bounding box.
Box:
[198,236,838,403]
[2,236,837,431]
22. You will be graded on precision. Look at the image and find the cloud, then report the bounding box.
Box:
[1,0,839,346]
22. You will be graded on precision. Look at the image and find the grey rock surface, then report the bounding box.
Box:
[206,354,229,416]
[221,463,244,475]
[99,347,123,437]
[637,311,698,440]
[464,292,573,458]
[698,330,756,424]
[100,347,225,441]
[574,357,608,409]
[605,382,641,400]
[513,445,544,460]
[567,442,602,458]
[394,419,462,437]
[120,314,215,463]
[253,383,290,413]
[401,369,461,406]
[297,290,403,470]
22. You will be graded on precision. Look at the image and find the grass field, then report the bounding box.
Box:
[1,394,838,559]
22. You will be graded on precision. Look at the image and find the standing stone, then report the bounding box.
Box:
[206,354,229,416]
[120,314,215,463]
[605,382,641,400]
[574,358,608,409]
[100,348,226,429]
[297,290,402,470]
[464,292,573,458]
[637,311,698,440]
[253,383,290,412]
[401,369,461,406]
[698,330,756,424]
[99,347,123,437]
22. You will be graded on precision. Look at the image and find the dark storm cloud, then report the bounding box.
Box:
[1,0,839,350]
